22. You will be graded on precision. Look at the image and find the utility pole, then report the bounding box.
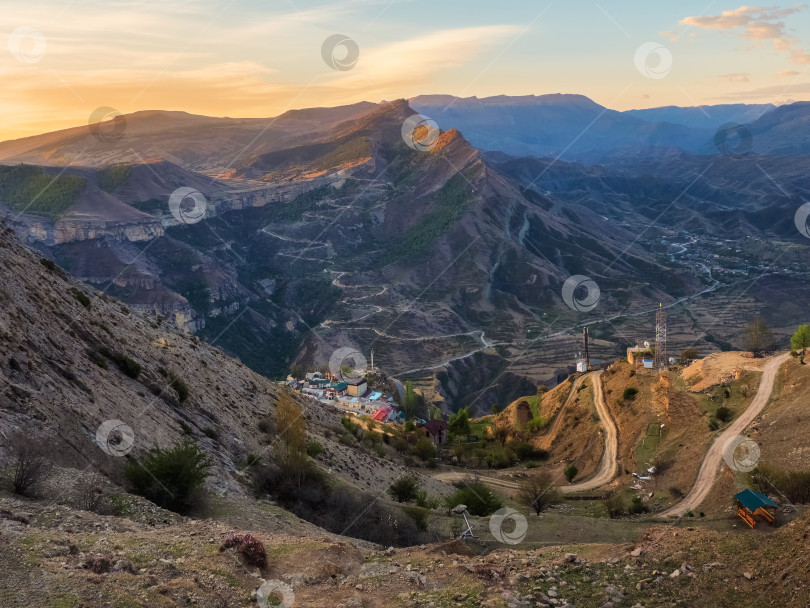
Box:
[583,327,590,369]
[654,303,667,370]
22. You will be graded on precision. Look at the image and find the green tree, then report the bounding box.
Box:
[448,407,471,438]
[563,463,578,483]
[413,438,436,462]
[791,324,810,364]
[388,475,420,503]
[403,380,420,419]
[681,348,699,361]
[742,317,775,356]
[275,389,308,485]
[491,404,501,415]
[124,440,211,513]
[443,481,503,516]
[518,473,561,515]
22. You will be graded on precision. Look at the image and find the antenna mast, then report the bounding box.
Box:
[654,304,667,370]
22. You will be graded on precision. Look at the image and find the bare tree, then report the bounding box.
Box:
[6,430,52,496]
[518,473,561,515]
[742,317,774,356]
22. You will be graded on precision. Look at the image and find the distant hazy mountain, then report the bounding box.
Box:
[410,94,806,161]
[625,103,774,130]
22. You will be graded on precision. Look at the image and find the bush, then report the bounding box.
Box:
[443,480,503,516]
[708,418,720,431]
[753,464,810,504]
[628,495,648,514]
[83,554,114,574]
[220,533,267,568]
[518,473,561,515]
[715,406,732,423]
[167,371,189,403]
[414,489,440,510]
[604,493,626,518]
[564,463,578,483]
[622,387,638,401]
[69,287,91,308]
[6,431,51,496]
[388,475,420,503]
[124,439,211,514]
[413,438,436,462]
[306,441,324,458]
[402,506,430,531]
[72,472,107,513]
[102,349,141,379]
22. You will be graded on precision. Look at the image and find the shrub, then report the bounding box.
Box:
[443,480,503,516]
[39,258,57,272]
[402,506,430,531]
[413,438,436,462]
[6,431,51,496]
[668,486,684,498]
[564,463,578,483]
[708,418,720,431]
[83,554,114,574]
[604,493,626,518]
[753,464,810,504]
[509,440,549,461]
[622,387,638,401]
[715,406,733,423]
[124,439,211,514]
[72,472,107,513]
[69,287,91,308]
[414,489,440,510]
[87,349,108,369]
[102,349,141,379]
[388,475,420,503]
[220,533,267,568]
[306,441,324,458]
[167,371,189,403]
[629,495,648,514]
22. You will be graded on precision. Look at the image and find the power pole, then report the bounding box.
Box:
[654,304,667,370]
[583,327,590,369]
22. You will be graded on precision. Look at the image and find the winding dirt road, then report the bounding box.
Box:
[433,371,619,494]
[659,352,790,517]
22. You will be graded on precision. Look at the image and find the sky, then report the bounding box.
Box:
[3,0,810,140]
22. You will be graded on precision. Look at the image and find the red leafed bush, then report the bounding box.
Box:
[219,533,267,568]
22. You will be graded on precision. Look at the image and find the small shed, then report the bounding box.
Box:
[642,359,654,369]
[734,489,778,528]
[417,419,449,445]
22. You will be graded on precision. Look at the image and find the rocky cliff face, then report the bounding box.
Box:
[0,210,164,245]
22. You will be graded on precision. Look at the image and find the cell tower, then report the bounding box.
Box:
[583,327,590,369]
[654,303,667,369]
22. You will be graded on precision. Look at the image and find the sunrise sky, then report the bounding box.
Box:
[3,0,810,141]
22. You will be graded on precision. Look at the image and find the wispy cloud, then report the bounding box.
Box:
[718,72,750,82]
[680,4,810,64]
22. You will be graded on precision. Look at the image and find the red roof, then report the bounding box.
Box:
[418,419,448,435]
[371,406,393,422]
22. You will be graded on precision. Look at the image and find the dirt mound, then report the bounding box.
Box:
[682,351,769,392]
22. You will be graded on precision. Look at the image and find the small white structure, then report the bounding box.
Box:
[576,360,588,372]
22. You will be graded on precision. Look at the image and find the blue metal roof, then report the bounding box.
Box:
[735,489,778,511]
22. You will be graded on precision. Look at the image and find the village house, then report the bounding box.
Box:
[345,377,368,397]
[417,419,449,445]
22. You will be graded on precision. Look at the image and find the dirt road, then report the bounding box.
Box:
[538,373,589,450]
[433,371,619,494]
[660,352,790,517]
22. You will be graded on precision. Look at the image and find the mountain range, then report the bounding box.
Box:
[1,94,809,414]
